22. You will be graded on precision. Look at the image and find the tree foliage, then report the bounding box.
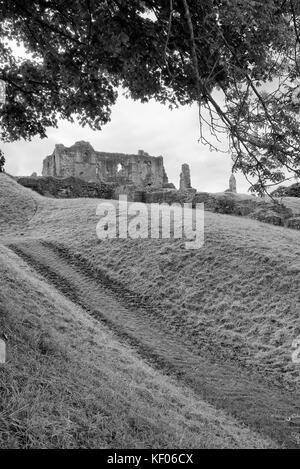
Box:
[1,0,300,192]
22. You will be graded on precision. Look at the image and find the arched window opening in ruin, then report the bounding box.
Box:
[117,163,124,174]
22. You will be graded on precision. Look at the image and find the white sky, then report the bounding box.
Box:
[1,42,250,193]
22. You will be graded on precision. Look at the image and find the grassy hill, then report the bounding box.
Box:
[281,196,300,216]
[5,174,299,390]
[0,174,41,234]
[2,243,272,449]
[1,173,300,448]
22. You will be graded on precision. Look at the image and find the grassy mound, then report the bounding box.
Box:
[1,174,299,447]
[1,174,299,390]
[10,193,298,391]
[0,174,40,235]
[0,245,273,448]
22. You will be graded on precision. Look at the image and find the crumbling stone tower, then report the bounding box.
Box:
[179,164,192,191]
[229,173,237,193]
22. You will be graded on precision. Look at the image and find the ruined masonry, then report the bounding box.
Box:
[42,141,169,189]
[229,173,237,193]
[179,164,192,191]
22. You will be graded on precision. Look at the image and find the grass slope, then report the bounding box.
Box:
[0,174,41,235]
[0,244,273,448]
[1,173,300,448]
[6,174,298,391]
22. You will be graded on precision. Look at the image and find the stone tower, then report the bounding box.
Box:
[179,164,192,191]
[229,173,237,193]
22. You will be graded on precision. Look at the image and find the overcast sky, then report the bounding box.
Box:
[2,92,251,193]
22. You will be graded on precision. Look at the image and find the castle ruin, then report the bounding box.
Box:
[42,141,169,189]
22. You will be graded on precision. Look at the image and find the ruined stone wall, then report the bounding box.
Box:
[95,151,167,188]
[18,176,115,199]
[43,142,97,180]
[42,141,168,189]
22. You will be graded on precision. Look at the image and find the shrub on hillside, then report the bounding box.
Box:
[17,176,115,199]
[271,183,300,198]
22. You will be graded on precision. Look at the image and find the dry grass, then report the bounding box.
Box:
[1,173,300,448]
[1,174,299,390]
[5,175,298,391]
[0,245,273,448]
[0,174,41,234]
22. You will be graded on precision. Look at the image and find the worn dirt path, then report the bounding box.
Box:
[8,240,300,448]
